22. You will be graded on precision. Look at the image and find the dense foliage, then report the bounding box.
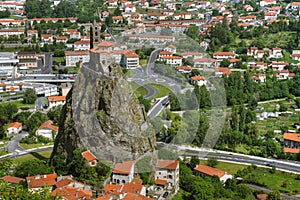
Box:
[23,88,37,104]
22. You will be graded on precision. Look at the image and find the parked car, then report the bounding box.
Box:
[162,192,168,198]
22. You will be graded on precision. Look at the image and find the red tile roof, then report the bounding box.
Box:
[48,95,66,102]
[1,176,25,184]
[8,86,16,91]
[8,122,22,129]
[213,52,235,56]
[124,51,139,58]
[215,67,229,72]
[194,164,227,178]
[38,120,59,132]
[156,160,179,170]
[191,75,206,81]
[96,196,113,200]
[155,179,167,185]
[257,194,267,200]
[26,173,57,188]
[284,147,300,154]
[105,184,122,195]
[159,50,172,55]
[283,133,300,143]
[112,161,134,175]
[51,186,92,200]
[0,82,6,86]
[81,150,97,162]
[55,178,73,188]
[65,51,89,56]
[122,193,154,200]
[121,182,143,194]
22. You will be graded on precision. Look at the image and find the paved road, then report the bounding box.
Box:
[148,96,168,120]
[5,132,28,153]
[157,143,300,174]
[36,97,47,111]
[43,53,53,74]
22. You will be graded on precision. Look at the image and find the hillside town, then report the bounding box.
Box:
[0,0,300,199]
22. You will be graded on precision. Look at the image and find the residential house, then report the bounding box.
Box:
[82,150,98,167]
[56,36,68,44]
[1,176,25,185]
[111,161,135,185]
[0,29,24,38]
[264,12,277,21]
[181,52,203,60]
[276,69,295,80]
[48,96,66,108]
[155,160,179,192]
[0,19,25,27]
[108,0,118,7]
[283,132,300,154]
[36,120,58,140]
[272,42,286,55]
[7,122,22,135]
[194,58,216,68]
[177,65,192,73]
[113,16,123,24]
[159,50,173,59]
[65,50,90,67]
[252,62,268,71]
[161,56,182,66]
[164,45,176,54]
[191,75,207,86]
[66,29,81,39]
[124,4,136,12]
[260,0,276,6]
[17,51,38,68]
[26,173,57,192]
[291,50,300,61]
[244,4,253,11]
[124,34,175,43]
[123,51,139,68]
[28,18,77,26]
[215,67,231,77]
[27,30,38,41]
[194,164,233,183]
[271,61,287,71]
[268,6,281,14]
[213,52,235,61]
[41,34,53,44]
[74,40,90,51]
[291,2,300,10]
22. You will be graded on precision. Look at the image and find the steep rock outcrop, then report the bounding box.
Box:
[50,50,156,168]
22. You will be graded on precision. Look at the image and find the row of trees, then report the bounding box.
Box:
[25,0,104,22]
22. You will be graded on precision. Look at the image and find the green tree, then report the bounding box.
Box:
[189,156,200,169]
[207,157,219,168]
[14,160,54,178]
[220,59,231,67]
[267,191,281,200]
[23,88,37,104]
[138,96,151,112]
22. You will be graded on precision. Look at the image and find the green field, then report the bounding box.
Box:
[148,83,172,99]
[19,143,53,150]
[0,100,35,107]
[130,82,148,97]
[125,69,136,78]
[12,150,52,165]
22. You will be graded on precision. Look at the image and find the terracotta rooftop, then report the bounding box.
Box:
[8,122,22,129]
[51,185,92,200]
[38,120,59,132]
[194,164,227,178]
[124,51,139,58]
[26,173,57,188]
[283,133,300,143]
[156,160,179,170]
[122,193,154,200]
[112,161,134,175]
[121,182,143,194]
[81,150,97,162]
[48,95,66,102]
[1,175,25,184]
[96,196,113,200]
[213,52,235,56]
[105,184,122,195]
[155,179,167,185]
[284,147,300,154]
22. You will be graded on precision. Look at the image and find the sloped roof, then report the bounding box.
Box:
[81,150,97,162]
[38,120,59,132]
[194,164,227,178]
[283,133,300,143]
[1,175,25,184]
[156,160,179,170]
[112,161,134,175]
[26,173,57,188]
[8,122,22,129]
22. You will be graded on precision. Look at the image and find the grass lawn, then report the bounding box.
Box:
[130,82,148,97]
[19,143,53,150]
[55,57,65,63]
[148,83,172,99]
[0,150,9,156]
[243,167,300,195]
[200,160,248,174]
[125,69,136,78]
[0,100,35,107]
[12,150,52,165]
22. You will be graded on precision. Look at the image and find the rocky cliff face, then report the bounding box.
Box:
[50,50,156,167]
